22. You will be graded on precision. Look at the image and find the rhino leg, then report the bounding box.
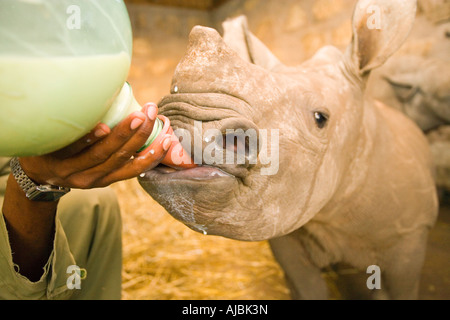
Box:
[269,235,328,300]
[381,230,430,300]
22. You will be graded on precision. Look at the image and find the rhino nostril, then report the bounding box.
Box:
[222,134,247,154]
[213,118,260,167]
[221,132,258,166]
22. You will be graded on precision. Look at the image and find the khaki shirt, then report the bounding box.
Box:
[0,157,10,196]
[0,157,122,299]
[0,157,76,299]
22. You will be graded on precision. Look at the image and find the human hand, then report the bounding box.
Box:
[19,103,172,189]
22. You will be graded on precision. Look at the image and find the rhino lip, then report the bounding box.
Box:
[141,165,235,182]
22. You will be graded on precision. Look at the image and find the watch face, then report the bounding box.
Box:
[30,191,66,201]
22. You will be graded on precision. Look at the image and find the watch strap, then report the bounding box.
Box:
[9,157,71,201]
[10,157,38,193]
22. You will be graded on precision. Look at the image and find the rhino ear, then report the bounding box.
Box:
[347,0,417,78]
[222,15,282,70]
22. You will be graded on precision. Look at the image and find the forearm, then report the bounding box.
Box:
[0,103,163,284]
[2,173,57,282]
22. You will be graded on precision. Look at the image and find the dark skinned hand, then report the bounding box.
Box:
[19,103,172,189]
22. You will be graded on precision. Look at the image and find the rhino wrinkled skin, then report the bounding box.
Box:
[367,16,450,132]
[139,0,438,299]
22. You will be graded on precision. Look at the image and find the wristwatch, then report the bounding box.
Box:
[10,157,71,201]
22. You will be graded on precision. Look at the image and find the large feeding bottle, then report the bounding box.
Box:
[0,0,195,169]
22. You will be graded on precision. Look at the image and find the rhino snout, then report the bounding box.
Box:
[158,92,262,180]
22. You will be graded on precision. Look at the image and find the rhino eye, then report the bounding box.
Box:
[314,112,329,129]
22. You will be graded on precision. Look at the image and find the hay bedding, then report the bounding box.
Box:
[112,178,291,300]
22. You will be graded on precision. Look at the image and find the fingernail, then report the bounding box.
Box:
[130,118,144,130]
[162,135,172,151]
[144,102,157,108]
[95,129,107,138]
[147,105,158,121]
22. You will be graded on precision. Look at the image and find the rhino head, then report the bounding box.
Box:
[367,20,450,132]
[139,0,418,241]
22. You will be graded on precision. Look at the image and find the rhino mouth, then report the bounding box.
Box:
[142,92,258,183]
[140,164,235,190]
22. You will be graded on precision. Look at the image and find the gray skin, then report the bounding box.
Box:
[139,0,438,299]
[367,18,450,132]
[366,16,450,195]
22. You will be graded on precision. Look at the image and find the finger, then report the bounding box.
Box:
[53,123,111,159]
[62,110,149,172]
[79,115,156,180]
[94,134,173,187]
[82,103,158,171]
[60,104,158,183]
[105,102,158,157]
[19,122,110,185]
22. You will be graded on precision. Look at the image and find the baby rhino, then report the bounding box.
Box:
[139,0,438,299]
